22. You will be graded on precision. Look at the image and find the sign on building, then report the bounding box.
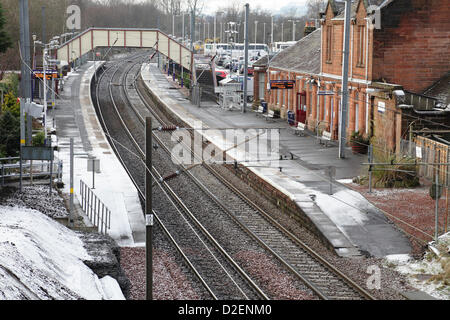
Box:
[377,101,386,113]
[270,80,296,90]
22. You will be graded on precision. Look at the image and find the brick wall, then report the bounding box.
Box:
[373,0,450,93]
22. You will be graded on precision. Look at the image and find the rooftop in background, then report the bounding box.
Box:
[422,71,450,106]
[267,28,321,75]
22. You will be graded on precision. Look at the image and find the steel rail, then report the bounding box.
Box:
[134,65,376,300]
[119,59,270,301]
[103,57,267,300]
[93,57,217,300]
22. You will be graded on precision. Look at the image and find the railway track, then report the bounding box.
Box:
[93,55,269,300]
[131,60,377,300]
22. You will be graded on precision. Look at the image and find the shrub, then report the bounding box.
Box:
[370,150,420,188]
[0,110,20,157]
[32,131,45,146]
[1,91,20,117]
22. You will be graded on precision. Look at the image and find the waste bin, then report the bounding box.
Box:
[287,111,295,126]
[261,101,268,113]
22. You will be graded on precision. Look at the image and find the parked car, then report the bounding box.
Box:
[215,69,229,80]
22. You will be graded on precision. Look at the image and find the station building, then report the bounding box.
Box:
[254,0,450,153]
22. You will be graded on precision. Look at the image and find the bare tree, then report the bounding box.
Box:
[306,0,326,19]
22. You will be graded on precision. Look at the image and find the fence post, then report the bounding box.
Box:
[435,172,439,242]
[101,203,105,234]
[368,144,373,193]
[97,199,101,231]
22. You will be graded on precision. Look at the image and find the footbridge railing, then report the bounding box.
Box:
[56,27,193,73]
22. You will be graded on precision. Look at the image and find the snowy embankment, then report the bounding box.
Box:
[384,232,450,300]
[0,205,125,300]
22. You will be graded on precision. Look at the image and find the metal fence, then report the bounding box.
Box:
[400,137,450,187]
[80,179,111,235]
[0,157,62,186]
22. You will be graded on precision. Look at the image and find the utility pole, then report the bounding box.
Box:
[214,14,217,45]
[20,0,31,99]
[69,138,74,228]
[182,13,185,40]
[172,14,175,37]
[271,16,274,47]
[20,0,31,194]
[263,22,266,45]
[43,46,48,142]
[190,10,195,52]
[145,117,153,300]
[339,0,351,159]
[243,3,249,114]
[41,6,46,44]
[288,20,299,41]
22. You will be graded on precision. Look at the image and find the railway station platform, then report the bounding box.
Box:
[51,62,145,246]
[140,62,412,258]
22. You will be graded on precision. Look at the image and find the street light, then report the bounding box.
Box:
[254,20,258,44]
[288,19,300,41]
[263,22,266,44]
[214,11,224,54]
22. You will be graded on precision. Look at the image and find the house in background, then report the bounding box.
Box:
[255,0,450,153]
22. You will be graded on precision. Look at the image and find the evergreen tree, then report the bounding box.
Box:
[0,2,12,54]
[0,110,20,157]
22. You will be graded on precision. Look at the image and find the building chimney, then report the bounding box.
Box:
[304,21,316,36]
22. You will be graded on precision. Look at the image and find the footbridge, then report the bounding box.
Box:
[56,27,194,73]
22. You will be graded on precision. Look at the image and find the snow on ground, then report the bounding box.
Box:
[384,232,450,300]
[53,61,144,246]
[0,204,125,300]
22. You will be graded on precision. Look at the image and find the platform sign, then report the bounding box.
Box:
[33,70,58,79]
[87,158,100,173]
[270,80,295,90]
[378,101,386,113]
[318,91,335,96]
[21,146,54,161]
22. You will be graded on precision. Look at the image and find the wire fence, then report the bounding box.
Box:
[400,137,450,187]
[80,179,111,235]
[0,157,62,186]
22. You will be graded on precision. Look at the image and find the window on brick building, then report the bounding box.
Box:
[357,25,365,67]
[326,26,332,63]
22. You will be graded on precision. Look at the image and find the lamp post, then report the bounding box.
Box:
[263,22,266,44]
[288,19,300,41]
[281,22,284,42]
[271,16,274,47]
[32,34,37,69]
[254,20,258,44]
[172,14,175,37]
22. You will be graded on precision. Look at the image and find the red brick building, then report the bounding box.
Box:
[256,0,450,152]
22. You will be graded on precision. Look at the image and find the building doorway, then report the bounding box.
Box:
[296,92,307,124]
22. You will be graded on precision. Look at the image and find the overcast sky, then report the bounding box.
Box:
[201,0,309,16]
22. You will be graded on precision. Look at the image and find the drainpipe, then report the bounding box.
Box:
[365,17,370,135]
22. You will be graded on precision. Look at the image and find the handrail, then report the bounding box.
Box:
[79,179,111,235]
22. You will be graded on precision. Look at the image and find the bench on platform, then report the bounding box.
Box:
[320,131,332,147]
[291,122,306,136]
[263,110,276,121]
[254,105,264,116]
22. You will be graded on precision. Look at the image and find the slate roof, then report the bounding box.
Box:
[253,55,269,67]
[267,28,321,75]
[333,0,386,18]
[422,72,450,106]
